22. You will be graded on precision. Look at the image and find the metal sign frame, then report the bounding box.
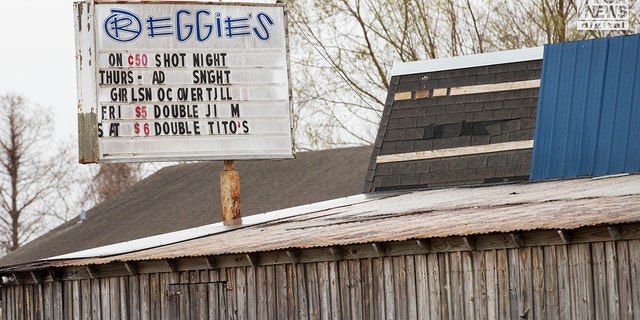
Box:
[74,0,294,163]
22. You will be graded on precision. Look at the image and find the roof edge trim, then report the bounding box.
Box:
[42,193,380,262]
[390,47,544,76]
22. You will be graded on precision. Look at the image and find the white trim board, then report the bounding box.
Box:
[390,47,543,77]
[394,79,541,101]
[377,140,534,163]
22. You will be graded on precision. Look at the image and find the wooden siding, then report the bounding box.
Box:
[3,239,640,319]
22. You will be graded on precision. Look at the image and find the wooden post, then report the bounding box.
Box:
[220,160,241,225]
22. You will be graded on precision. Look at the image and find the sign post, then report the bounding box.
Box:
[74,0,294,223]
[220,160,241,225]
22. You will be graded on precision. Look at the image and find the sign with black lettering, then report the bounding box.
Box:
[74,1,293,163]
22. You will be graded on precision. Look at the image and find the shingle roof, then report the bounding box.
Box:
[0,146,373,267]
[365,48,543,192]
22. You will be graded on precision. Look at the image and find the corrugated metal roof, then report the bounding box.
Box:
[390,46,543,76]
[531,35,640,180]
[52,173,640,267]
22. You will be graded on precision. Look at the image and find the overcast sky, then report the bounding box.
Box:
[0,0,78,141]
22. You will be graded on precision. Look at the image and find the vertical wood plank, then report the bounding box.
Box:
[18,285,25,319]
[150,273,162,320]
[628,240,640,319]
[450,252,464,319]
[461,251,478,319]
[236,267,248,320]
[20,285,26,319]
[473,251,488,320]
[119,277,130,320]
[393,256,406,320]
[139,274,150,319]
[73,281,82,320]
[157,274,166,320]
[189,271,200,320]
[26,284,34,319]
[442,254,453,319]
[80,279,93,319]
[531,246,546,320]
[11,285,17,320]
[265,265,277,320]
[33,284,43,319]
[328,261,342,320]
[414,254,430,320]
[167,273,180,320]
[349,259,363,320]
[246,266,257,320]
[522,247,534,319]
[99,278,110,320]
[496,249,510,320]
[616,241,632,320]
[360,259,373,320]
[372,258,385,320]
[22,285,29,319]
[543,246,559,319]
[90,279,100,319]
[129,276,140,320]
[316,262,331,320]
[179,272,191,320]
[5,286,13,320]
[383,257,395,320]
[405,255,418,320]
[53,281,63,320]
[462,251,476,320]
[427,253,442,319]
[275,264,289,320]
[511,247,533,318]
[295,263,308,320]
[8,285,18,319]
[110,277,120,320]
[556,246,572,319]
[287,264,297,319]
[606,242,621,320]
[198,271,210,320]
[256,266,267,320]
[63,281,73,320]
[36,284,45,319]
[507,249,523,319]
[207,270,221,320]
[338,260,351,319]
[306,263,320,320]
[1,286,6,319]
[17,285,25,319]
[592,242,608,319]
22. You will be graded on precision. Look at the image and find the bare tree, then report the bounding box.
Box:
[82,163,142,204]
[287,0,639,149]
[288,0,491,149]
[0,94,82,254]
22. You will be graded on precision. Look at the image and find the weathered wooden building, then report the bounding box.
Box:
[2,35,640,319]
[2,176,640,319]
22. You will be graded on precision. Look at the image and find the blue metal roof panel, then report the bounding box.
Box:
[531,35,640,180]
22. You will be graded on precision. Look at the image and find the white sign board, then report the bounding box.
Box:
[74,1,293,163]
